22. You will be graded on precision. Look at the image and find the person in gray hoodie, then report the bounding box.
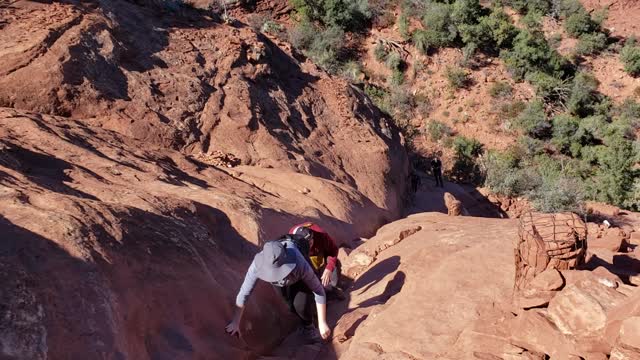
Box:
[225,240,331,340]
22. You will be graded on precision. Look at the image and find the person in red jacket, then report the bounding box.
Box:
[289,223,341,291]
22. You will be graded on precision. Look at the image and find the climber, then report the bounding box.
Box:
[431,153,444,188]
[289,223,343,298]
[226,240,331,340]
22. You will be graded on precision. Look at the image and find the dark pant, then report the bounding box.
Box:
[280,281,314,326]
[434,170,443,187]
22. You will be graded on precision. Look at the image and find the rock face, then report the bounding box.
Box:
[334,213,518,359]
[0,0,407,219]
[0,5,409,351]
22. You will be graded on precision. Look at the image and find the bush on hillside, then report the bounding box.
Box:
[289,21,316,49]
[385,51,403,71]
[526,71,571,105]
[426,120,452,141]
[290,0,371,31]
[398,12,410,39]
[450,136,485,184]
[413,2,457,53]
[489,81,513,98]
[551,0,584,19]
[551,113,580,154]
[503,0,551,14]
[501,29,569,81]
[621,38,640,77]
[445,66,471,89]
[590,136,636,206]
[451,0,484,27]
[305,26,345,73]
[520,11,544,31]
[374,42,388,62]
[530,175,585,212]
[482,7,519,49]
[575,32,608,56]
[516,100,552,138]
[567,72,600,117]
[484,149,540,197]
[564,9,598,36]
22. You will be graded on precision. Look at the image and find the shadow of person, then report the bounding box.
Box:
[356,271,406,308]
[349,256,401,295]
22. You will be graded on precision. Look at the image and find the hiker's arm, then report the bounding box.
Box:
[316,301,330,339]
[300,260,330,339]
[227,261,258,336]
[324,234,339,272]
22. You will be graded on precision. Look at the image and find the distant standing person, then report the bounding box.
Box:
[431,155,443,188]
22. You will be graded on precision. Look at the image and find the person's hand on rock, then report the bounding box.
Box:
[319,321,331,340]
[321,269,332,287]
[225,320,241,337]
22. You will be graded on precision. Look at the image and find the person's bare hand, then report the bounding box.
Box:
[321,269,332,287]
[318,321,331,340]
[225,320,240,337]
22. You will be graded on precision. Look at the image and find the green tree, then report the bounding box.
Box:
[621,38,640,76]
[567,72,600,117]
[516,100,552,138]
[591,136,635,206]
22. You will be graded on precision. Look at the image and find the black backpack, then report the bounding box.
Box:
[278,234,312,266]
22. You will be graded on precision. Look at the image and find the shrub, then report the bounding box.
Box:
[552,0,585,19]
[461,42,478,68]
[591,136,635,206]
[305,26,345,73]
[446,66,470,89]
[388,86,415,121]
[516,100,552,138]
[503,0,551,14]
[289,21,316,49]
[482,7,519,49]
[364,84,390,114]
[501,29,569,81]
[567,71,600,117]
[342,61,364,83]
[520,11,543,31]
[291,0,371,31]
[621,38,640,76]
[398,12,410,39]
[564,9,598,36]
[449,136,485,184]
[374,42,388,62]
[385,51,403,71]
[551,113,580,154]
[575,32,608,56]
[454,135,484,158]
[530,175,585,212]
[499,100,527,120]
[484,149,540,197]
[426,120,452,141]
[489,81,513,98]
[414,2,457,52]
[451,0,484,27]
[526,71,571,105]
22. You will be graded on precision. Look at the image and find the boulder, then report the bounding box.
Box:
[589,228,627,252]
[610,317,640,360]
[444,192,465,216]
[548,278,627,338]
[508,309,577,358]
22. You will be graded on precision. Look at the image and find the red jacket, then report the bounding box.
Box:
[288,223,339,272]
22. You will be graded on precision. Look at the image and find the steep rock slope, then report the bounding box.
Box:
[0,0,406,217]
[0,105,406,359]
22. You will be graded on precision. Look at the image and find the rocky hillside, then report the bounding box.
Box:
[0,0,407,216]
[0,0,410,358]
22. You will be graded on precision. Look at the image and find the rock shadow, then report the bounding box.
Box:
[0,143,101,200]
